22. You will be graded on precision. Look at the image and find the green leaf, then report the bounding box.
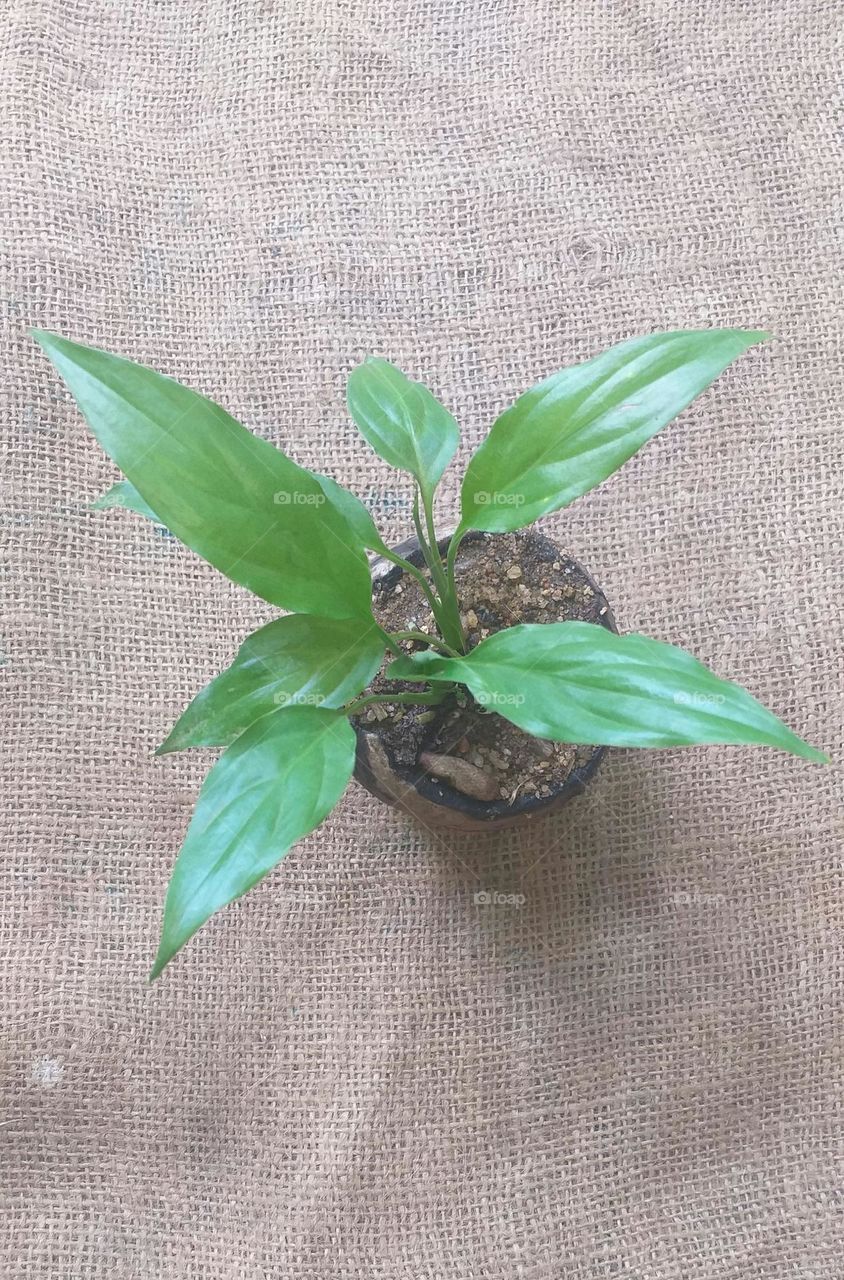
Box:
[314,472,390,555]
[157,614,385,753]
[460,329,769,533]
[92,472,389,556]
[91,480,162,524]
[150,706,356,978]
[78,367,389,571]
[388,622,826,761]
[347,357,459,500]
[33,331,373,620]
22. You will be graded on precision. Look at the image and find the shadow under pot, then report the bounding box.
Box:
[352,528,617,832]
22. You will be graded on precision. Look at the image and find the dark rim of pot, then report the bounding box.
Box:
[355,529,618,823]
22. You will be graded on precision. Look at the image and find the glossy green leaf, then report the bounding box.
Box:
[388,622,826,761]
[92,472,387,556]
[347,357,459,500]
[151,706,356,977]
[91,480,162,523]
[314,472,390,555]
[33,331,373,620]
[157,614,385,753]
[460,329,769,533]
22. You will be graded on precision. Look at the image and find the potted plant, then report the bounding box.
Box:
[32,328,827,978]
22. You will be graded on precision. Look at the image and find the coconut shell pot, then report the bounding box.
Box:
[353,528,617,832]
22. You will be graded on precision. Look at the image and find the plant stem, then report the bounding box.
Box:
[445,526,466,621]
[406,488,463,652]
[389,629,461,657]
[378,546,441,617]
[381,631,404,658]
[381,546,461,652]
[344,689,451,717]
[440,525,468,651]
[420,486,445,578]
[412,490,439,584]
[422,487,450,598]
[421,487,470,652]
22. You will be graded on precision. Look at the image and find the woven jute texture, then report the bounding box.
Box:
[2,1,842,1275]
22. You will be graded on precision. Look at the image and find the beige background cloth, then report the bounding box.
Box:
[2,1,842,1275]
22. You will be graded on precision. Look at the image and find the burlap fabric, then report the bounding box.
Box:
[3,2,842,1275]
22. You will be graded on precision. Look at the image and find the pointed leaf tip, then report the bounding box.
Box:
[34,332,374,619]
[155,614,385,754]
[150,706,356,976]
[461,328,772,533]
[399,621,827,762]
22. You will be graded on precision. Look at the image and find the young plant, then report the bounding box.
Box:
[32,328,827,977]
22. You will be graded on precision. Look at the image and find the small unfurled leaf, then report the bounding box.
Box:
[158,614,385,753]
[33,331,373,620]
[150,706,356,977]
[347,357,459,500]
[91,480,163,523]
[460,329,769,533]
[388,622,826,761]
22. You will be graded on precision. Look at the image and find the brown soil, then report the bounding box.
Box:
[352,530,613,807]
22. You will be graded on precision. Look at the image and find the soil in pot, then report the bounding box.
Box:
[352,529,617,831]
